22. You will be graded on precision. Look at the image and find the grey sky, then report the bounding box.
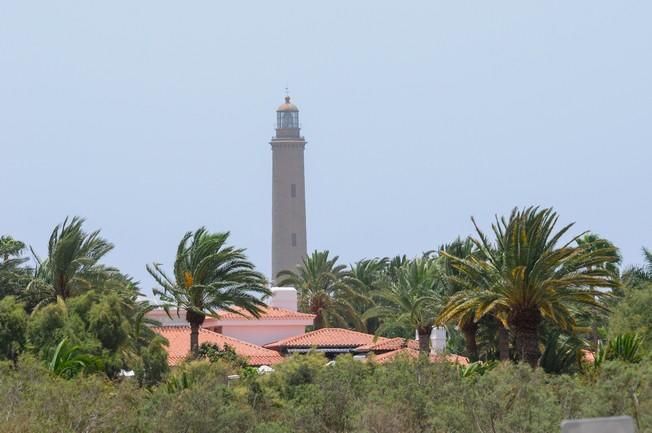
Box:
[2,1,650,295]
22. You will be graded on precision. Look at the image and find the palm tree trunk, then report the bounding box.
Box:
[461,321,479,362]
[511,310,541,367]
[417,326,431,354]
[186,309,206,357]
[190,322,200,356]
[498,324,510,362]
[591,321,599,349]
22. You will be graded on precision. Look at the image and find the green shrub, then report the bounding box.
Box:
[0,296,28,363]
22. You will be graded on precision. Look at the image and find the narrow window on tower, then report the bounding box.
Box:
[291,233,297,247]
[291,184,296,198]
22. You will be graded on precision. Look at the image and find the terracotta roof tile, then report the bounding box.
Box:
[371,348,469,365]
[581,349,595,363]
[265,328,388,350]
[153,326,284,366]
[356,337,420,352]
[148,306,315,322]
[216,306,316,321]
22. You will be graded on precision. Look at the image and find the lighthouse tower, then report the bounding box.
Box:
[271,95,307,281]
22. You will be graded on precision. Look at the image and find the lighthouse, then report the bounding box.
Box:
[270,95,308,281]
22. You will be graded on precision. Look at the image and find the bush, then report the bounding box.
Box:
[0,296,28,363]
[2,353,652,432]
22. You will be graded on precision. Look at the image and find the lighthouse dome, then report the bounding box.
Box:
[277,96,299,112]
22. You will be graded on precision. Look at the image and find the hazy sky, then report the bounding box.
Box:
[2,1,651,295]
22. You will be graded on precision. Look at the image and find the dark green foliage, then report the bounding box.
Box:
[135,335,169,387]
[0,236,31,299]
[28,217,116,303]
[0,296,28,363]
[439,207,620,366]
[605,334,644,363]
[196,342,247,367]
[277,250,365,330]
[539,330,586,374]
[26,291,167,380]
[0,357,143,433]
[47,338,103,378]
[458,360,497,378]
[365,257,446,353]
[610,282,652,350]
[85,293,130,351]
[165,370,195,393]
[27,299,77,357]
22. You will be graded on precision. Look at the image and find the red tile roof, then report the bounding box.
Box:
[153,326,284,366]
[216,306,316,321]
[265,328,389,350]
[148,306,315,322]
[581,349,595,363]
[356,337,420,352]
[371,348,469,365]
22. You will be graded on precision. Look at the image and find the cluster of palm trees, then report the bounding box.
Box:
[2,206,640,371]
[0,218,165,378]
[277,207,623,367]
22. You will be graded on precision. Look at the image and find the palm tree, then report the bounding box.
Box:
[621,247,652,290]
[148,228,269,355]
[0,236,27,264]
[0,236,31,298]
[365,257,445,354]
[437,238,484,361]
[438,207,619,367]
[277,250,364,330]
[27,217,115,303]
[575,233,621,348]
[348,258,388,333]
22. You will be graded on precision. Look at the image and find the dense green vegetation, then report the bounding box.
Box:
[1,206,652,432]
[2,354,652,433]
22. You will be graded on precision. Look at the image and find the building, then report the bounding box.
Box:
[265,328,386,358]
[271,95,308,281]
[146,287,315,347]
[153,326,284,366]
[264,327,468,364]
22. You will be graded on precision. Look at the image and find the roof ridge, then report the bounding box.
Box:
[152,325,191,330]
[198,327,279,353]
[265,327,386,349]
[152,326,278,353]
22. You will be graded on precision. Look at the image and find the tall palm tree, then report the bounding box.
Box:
[575,233,621,348]
[365,257,445,353]
[148,228,269,355]
[277,250,364,330]
[28,217,115,303]
[437,237,484,361]
[348,258,388,333]
[438,207,619,367]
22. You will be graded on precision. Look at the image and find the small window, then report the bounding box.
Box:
[291,184,297,198]
[291,233,297,247]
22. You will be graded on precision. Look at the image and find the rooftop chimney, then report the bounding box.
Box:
[268,287,298,312]
[430,327,447,355]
